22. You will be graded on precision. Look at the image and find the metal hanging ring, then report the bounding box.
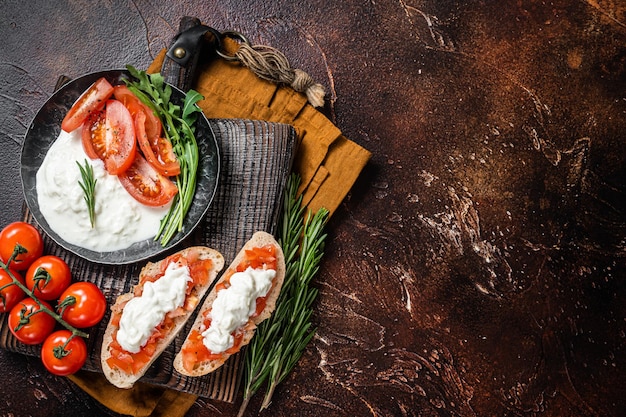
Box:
[215,30,250,61]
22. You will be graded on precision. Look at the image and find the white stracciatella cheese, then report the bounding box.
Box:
[117,262,191,353]
[202,267,275,353]
[36,128,170,252]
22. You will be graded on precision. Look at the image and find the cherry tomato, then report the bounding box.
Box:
[135,111,180,177]
[61,77,114,132]
[25,255,72,301]
[41,330,87,376]
[57,282,106,328]
[118,153,178,207]
[0,222,44,271]
[102,99,137,175]
[8,298,56,345]
[0,268,26,313]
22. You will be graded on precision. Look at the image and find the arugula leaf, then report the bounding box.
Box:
[124,64,203,245]
[182,90,203,122]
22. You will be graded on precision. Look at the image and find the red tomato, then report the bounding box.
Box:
[180,327,245,373]
[113,85,143,117]
[135,111,180,177]
[113,85,162,140]
[61,77,114,132]
[8,298,56,345]
[238,245,277,271]
[81,108,106,160]
[102,99,137,175]
[113,86,145,120]
[0,268,26,313]
[25,255,72,301]
[118,153,178,207]
[41,330,87,376]
[114,85,177,176]
[57,282,106,328]
[0,222,44,271]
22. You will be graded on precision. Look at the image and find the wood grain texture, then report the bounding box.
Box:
[0,118,297,402]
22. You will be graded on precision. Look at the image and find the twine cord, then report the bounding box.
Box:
[234,42,326,107]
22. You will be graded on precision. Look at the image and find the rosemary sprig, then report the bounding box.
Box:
[76,159,97,228]
[238,174,329,416]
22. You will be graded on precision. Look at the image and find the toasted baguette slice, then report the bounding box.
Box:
[173,231,285,377]
[100,246,224,389]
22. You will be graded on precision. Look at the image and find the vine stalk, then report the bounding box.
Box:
[1,244,89,339]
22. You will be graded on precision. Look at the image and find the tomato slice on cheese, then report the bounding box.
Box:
[117,153,178,207]
[114,85,179,177]
[81,109,106,160]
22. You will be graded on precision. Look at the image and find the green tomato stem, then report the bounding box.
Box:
[0,246,89,339]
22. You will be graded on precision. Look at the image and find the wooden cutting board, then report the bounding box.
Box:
[0,117,298,402]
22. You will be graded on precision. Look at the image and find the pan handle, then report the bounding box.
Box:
[161,16,221,92]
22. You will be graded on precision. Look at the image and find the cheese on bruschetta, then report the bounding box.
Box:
[100,246,224,388]
[173,231,285,377]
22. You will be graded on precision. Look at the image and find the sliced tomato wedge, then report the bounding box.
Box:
[82,100,136,174]
[118,153,178,207]
[112,85,143,117]
[102,99,137,175]
[62,77,114,132]
[114,85,178,176]
[135,111,181,177]
[81,109,106,160]
[113,85,162,140]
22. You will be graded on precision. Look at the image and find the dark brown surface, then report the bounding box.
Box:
[1,1,625,416]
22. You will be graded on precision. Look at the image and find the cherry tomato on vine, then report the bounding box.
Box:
[25,255,72,301]
[41,330,87,376]
[0,222,44,271]
[57,282,106,328]
[0,268,26,313]
[8,298,55,345]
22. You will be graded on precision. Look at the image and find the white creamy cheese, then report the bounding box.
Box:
[35,128,170,252]
[116,262,191,353]
[201,266,275,353]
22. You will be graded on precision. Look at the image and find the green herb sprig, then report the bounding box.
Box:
[238,174,329,416]
[124,65,203,246]
[76,159,97,228]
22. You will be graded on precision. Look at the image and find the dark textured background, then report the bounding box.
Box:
[1,1,625,416]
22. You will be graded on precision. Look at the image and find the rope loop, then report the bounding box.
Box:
[216,31,326,107]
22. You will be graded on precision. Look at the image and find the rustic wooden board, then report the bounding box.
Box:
[0,118,297,402]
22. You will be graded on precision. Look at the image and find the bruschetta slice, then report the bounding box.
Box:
[100,246,224,388]
[173,231,285,377]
